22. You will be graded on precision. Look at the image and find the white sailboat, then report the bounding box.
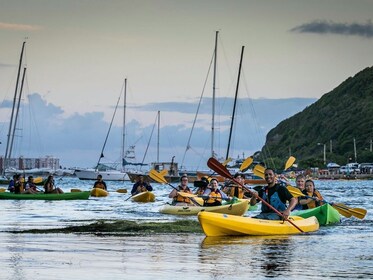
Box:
[75,78,131,181]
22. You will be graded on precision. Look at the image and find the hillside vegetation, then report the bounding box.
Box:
[259,66,373,169]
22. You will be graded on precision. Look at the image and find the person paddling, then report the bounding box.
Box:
[93,174,107,191]
[44,175,64,194]
[250,168,297,220]
[202,178,230,206]
[168,175,193,206]
[299,179,324,209]
[131,175,152,195]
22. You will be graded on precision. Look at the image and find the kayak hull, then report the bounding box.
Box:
[292,204,341,225]
[131,191,155,202]
[90,188,109,197]
[0,191,90,200]
[159,200,249,216]
[198,211,319,236]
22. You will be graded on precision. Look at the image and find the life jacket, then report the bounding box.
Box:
[228,184,244,199]
[174,186,191,204]
[95,182,106,190]
[304,189,324,209]
[205,189,222,204]
[261,185,286,212]
[136,184,148,193]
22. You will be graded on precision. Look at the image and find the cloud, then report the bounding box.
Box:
[0,22,42,31]
[290,20,373,38]
[0,93,316,169]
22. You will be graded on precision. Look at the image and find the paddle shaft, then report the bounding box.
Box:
[208,158,304,233]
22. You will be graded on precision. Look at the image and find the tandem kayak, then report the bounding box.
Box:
[0,191,91,200]
[291,204,341,225]
[90,188,109,197]
[198,211,319,236]
[131,191,155,203]
[159,199,249,216]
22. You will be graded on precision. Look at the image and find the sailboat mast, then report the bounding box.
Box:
[226,46,244,160]
[3,41,25,174]
[157,111,160,162]
[211,31,218,158]
[121,78,127,170]
[9,67,27,159]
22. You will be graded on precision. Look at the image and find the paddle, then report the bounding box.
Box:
[287,186,366,219]
[207,157,304,233]
[239,156,253,172]
[71,188,127,193]
[222,157,232,166]
[149,169,202,206]
[253,164,265,179]
[285,156,296,171]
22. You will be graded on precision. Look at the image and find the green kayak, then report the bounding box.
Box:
[292,203,341,225]
[0,191,90,200]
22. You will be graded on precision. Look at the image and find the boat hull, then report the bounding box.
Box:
[198,212,319,236]
[159,199,249,216]
[0,191,90,200]
[291,204,341,225]
[131,191,155,202]
[74,169,129,181]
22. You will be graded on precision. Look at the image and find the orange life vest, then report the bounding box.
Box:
[174,187,192,204]
[206,189,222,204]
[305,190,324,209]
[95,182,106,190]
[228,185,244,199]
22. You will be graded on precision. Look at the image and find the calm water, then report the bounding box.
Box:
[0,178,372,279]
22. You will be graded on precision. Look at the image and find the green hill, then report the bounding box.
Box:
[259,66,373,169]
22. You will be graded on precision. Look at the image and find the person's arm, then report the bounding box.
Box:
[146,183,153,191]
[250,190,259,206]
[169,189,178,198]
[103,182,107,190]
[283,197,298,219]
[131,183,138,195]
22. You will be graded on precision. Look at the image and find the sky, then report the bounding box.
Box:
[0,0,372,170]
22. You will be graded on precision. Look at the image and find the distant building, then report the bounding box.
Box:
[0,156,60,173]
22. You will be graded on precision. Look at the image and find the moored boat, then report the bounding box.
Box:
[131,191,155,203]
[0,191,90,200]
[198,211,319,236]
[291,204,341,225]
[159,199,249,216]
[90,188,109,197]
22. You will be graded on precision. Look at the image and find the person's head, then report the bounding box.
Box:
[234,173,245,184]
[209,178,219,189]
[295,174,306,190]
[180,175,188,187]
[97,174,103,181]
[28,176,34,182]
[305,179,315,193]
[137,175,144,182]
[264,168,276,185]
[47,175,54,182]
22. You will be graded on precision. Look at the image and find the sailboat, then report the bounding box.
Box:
[126,111,184,183]
[74,78,132,181]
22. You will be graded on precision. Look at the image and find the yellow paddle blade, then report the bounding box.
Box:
[71,188,82,192]
[286,185,304,197]
[253,164,265,179]
[149,169,168,184]
[239,156,253,171]
[0,188,6,193]
[222,158,232,166]
[333,203,367,219]
[332,204,353,218]
[177,191,196,198]
[285,156,296,170]
[116,188,128,193]
[160,169,168,176]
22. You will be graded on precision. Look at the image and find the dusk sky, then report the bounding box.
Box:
[0,0,372,170]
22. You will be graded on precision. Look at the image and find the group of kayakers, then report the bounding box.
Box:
[8,174,64,194]
[167,168,325,221]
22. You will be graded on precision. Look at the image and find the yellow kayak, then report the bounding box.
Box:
[131,191,155,202]
[159,199,249,216]
[90,188,109,197]
[198,212,319,236]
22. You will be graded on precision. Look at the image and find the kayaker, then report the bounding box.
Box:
[13,174,23,194]
[131,175,152,195]
[7,174,16,193]
[222,173,247,199]
[250,168,297,220]
[93,174,108,191]
[194,176,209,195]
[23,176,39,194]
[202,178,230,206]
[169,175,193,205]
[299,179,324,209]
[292,174,306,210]
[44,175,64,194]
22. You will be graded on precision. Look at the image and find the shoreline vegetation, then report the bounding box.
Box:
[7,219,203,236]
